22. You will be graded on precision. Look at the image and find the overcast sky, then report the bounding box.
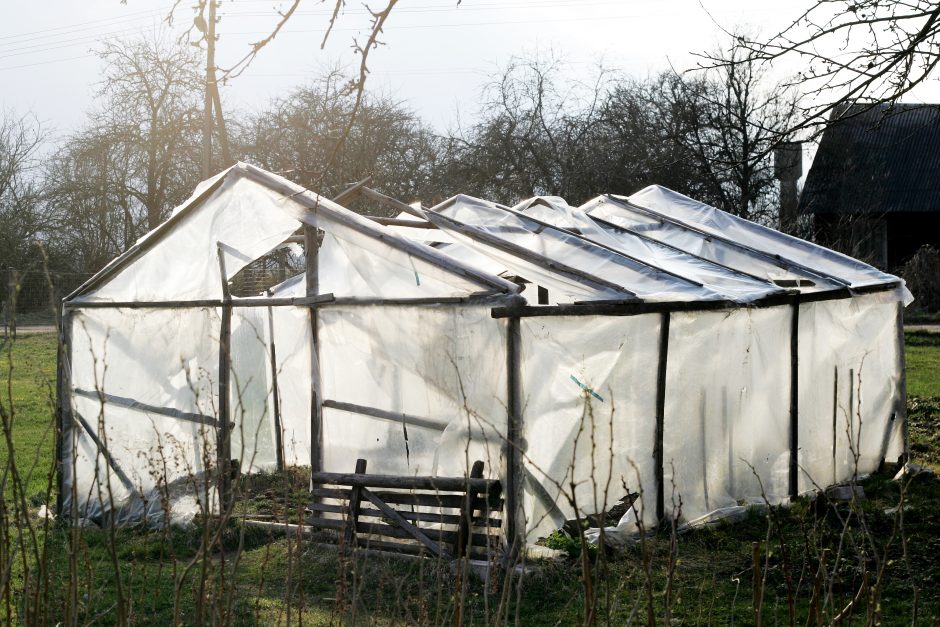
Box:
[4,0,940,147]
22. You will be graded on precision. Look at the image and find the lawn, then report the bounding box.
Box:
[0,330,938,625]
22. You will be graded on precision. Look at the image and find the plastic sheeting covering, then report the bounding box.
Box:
[65,307,222,525]
[318,304,508,479]
[797,292,904,492]
[663,308,793,523]
[626,186,903,291]
[519,315,662,542]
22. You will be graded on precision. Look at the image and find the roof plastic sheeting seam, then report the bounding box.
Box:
[604,195,855,288]
[425,209,638,300]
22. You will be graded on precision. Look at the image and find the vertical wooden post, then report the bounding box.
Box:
[456,460,485,559]
[896,301,909,463]
[217,244,233,511]
[55,307,73,519]
[831,366,839,485]
[305,223,323,477]
[788,298,800,500]
[344,458,367,548]
[266,302,284,471]
[654,312,670,524]
[504,316,523,552]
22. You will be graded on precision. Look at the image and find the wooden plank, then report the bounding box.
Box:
[360,487,451,559]
[655,312,670,523]
[789,299,800,500]
[311,487,351,500]
[307,502,346,515]
[311,517,497,546]
[366,216,435,228]
[71,388,221,428]
[344,459,367,546]
[357,506,502,529]
[310,470,498,494]
[324,489,499,513]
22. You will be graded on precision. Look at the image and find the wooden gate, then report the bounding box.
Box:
[308,459,503,560]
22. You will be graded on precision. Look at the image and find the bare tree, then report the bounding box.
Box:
[443,54,614,204]
[238,69,442,206]
[657,39,800,222]
[708,1,940,132]
[0,113,48,274]
[45,36,204,273]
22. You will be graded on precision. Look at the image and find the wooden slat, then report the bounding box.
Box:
[360,487,451,559]
[313,518,499,546]
[310,469,499,494]
[311,487,350,500]
[307,502,347,515]
[356,506,502,529]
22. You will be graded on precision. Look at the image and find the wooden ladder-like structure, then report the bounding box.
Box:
[308,459,504,560]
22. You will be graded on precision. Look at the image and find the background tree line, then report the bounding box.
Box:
[0,34,796,291]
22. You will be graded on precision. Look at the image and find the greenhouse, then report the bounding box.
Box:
[57,162,910,548]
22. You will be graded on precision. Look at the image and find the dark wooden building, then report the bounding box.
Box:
[800,103,940,271]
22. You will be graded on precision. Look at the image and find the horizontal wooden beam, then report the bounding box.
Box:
[490,282,901,319]
[65,293,336,310]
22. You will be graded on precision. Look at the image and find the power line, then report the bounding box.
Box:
[0,6,167,44]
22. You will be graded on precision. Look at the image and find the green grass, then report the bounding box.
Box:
[0,330,938,624]
[906,330,940,397]
[0,332,58,499]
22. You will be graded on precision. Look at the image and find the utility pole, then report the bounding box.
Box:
[201,0,217,179]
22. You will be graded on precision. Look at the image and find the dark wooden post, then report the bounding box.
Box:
[504,316,523,552]
[896,301,909,463]
[305,222,323,478]
[55,307,73,519]
[788,298,800,500]
[344,458,367,548]
[654,312,671,524]
[217,244,233,510]
[456,460,485,559]
[266,301,284,471]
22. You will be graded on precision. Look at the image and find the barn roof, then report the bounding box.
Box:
[800,103,940,215]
